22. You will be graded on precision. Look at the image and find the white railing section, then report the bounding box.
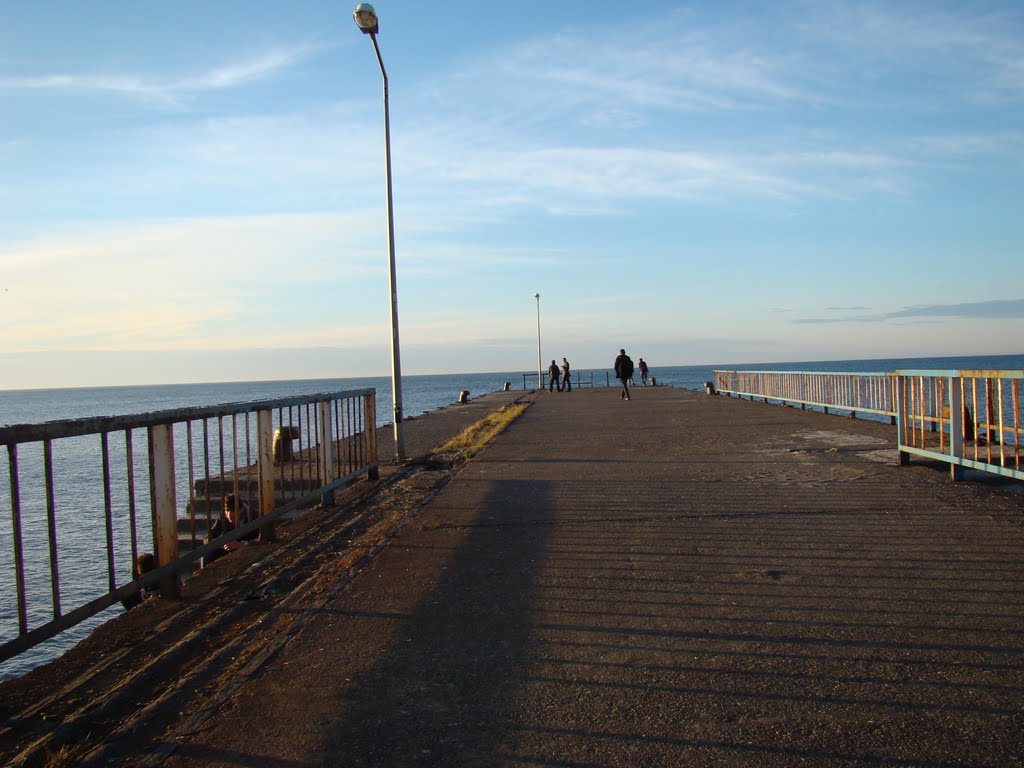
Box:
[712,368,1023,482]
[713,370,896,420]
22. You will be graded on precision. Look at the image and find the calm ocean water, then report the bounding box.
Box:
[2,353,1022,681]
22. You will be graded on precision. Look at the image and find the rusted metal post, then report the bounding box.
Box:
[257,409,276,541]
[319,401,335,505]
[43,440,62,616]
[895,375,910,466]
[948,377,965,481]
[365,393,379,480]
[8,444,29,635]
[148,424,180,598]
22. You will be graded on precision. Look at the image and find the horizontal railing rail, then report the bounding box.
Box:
[713,370,896,419]
[521,371,597,390]
[895,369,1023,481]
[1,388,378,664]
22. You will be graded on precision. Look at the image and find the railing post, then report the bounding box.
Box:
[889,374,897,424]
[319,401,335,505]
[256,409,276,541]
[8,444,29,636]
[895,375,910,466]
[148,423,179,598]
[949,377,965,481]
[365,393,379,480]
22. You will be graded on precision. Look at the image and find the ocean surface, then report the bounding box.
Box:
[2,353,1022,681]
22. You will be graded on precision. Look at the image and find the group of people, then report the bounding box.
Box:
[547,357,573,392]
[545,351,651,399]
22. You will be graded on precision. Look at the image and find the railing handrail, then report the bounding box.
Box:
[0,387,376,445]
[896,368,1024,379]
[717,369,890,376]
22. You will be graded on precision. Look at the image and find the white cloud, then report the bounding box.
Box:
[0,212,386,352]
[0,43,323,107]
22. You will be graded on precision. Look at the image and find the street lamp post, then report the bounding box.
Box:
[535,292,542,389]
[354,3,404,462]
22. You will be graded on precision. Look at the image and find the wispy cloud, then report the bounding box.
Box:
[796,2,1024,104]
[502,34,807,114]
[887,299,1024,320]
[794,299,1024,325]
[0,43,322,107]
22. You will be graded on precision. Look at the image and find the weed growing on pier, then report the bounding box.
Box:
[432,403,528,462]
[42,744,78,768]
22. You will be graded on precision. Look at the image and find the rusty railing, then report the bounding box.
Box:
[0,388,377,664]
[895,369,1023,481]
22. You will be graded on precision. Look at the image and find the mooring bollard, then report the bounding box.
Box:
[503,382,511,391]
[704,381,717,395]
[273,425,301,463]
[458,390,470,404]
[650,377,657,386]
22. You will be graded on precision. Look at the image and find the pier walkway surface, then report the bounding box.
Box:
[5,386,1024,767]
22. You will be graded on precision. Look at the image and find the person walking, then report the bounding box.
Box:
[561,357,572,392]
[638,358,649,386]
[548,359,561,392]
[614,348,634,400]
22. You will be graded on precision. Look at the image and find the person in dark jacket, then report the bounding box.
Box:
[561,357,572,392]
[614,349,634,400]
[638,358,649,386]
[548,360,561,392]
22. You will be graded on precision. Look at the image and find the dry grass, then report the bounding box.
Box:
[432,403,529,461]
[43,744,80,768]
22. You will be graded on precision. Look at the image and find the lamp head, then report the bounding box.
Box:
[353,3,379,34]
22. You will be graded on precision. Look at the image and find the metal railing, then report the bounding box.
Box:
[895,369,1023,481]
[712,368,1024,482]
[521,371,597,390]
[713,370,896,419]
[0,388,378,664]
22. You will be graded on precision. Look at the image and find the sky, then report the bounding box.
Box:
[2,0,1023,389]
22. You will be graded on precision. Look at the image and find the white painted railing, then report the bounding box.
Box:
[713,368,1023,482]
[713,370,896,420]
[895,369,1023,481]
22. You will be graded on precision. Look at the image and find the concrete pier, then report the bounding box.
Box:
[3,386,1024,766]
[162,387,1024,766]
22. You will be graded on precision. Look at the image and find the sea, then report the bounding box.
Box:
[2,353,1022,681]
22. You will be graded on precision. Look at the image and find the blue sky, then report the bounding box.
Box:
[1,1,1022,389]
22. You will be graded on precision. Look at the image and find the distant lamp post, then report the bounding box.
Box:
[353,3,404,462]
[535,292,542,388]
